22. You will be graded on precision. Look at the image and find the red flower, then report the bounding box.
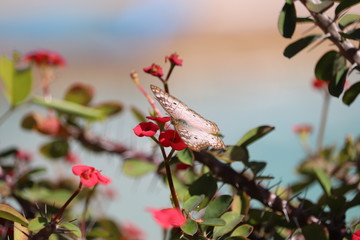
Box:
[293,124,313,135]
[353,229,360,240]
[24,49,65,67]
[146,116,171,124]
[143,64,163,77]
[312,78,328,90]
[133,122,160,137]
[121,222,145,240]
[65,152,81,164]
[175,163,191,171]
[166,53,183,66]
[159,130,187,151]
[146,207,186,229]
[15,149,32,162]
[72,165,111,187]
[37,116,61,135]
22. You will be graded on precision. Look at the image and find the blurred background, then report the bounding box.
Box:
[1,0,360,239]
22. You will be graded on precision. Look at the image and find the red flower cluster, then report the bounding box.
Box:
[143,64,164,78]
[146,207,186,229]
[166,53,183,66]
[15,149,32,162]
[72,165,111,187]
[133,117,187,151]
[24,49,65,67]
[293,124,313,135]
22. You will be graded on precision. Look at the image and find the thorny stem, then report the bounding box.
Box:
[81,185,97,239]
[316,91,330,153]
[161,147,180,209]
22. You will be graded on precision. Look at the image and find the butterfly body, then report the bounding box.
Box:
[150,85,226,152]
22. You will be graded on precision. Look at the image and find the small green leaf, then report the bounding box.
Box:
[247,161,267,175]
[28,217,48,234]
[93,101,123,117]
[278,2,297,38]
[328,67,348,97]
[32,97,104,121]
[306,1,333,13]
[183,195,205,212]
[314,168,332,196]
[204,195,233,220]
[339,14,360,29]
[181,219,198,236]
[213,212,244,239]
[335,0,360,17]
[343,81,360,105]
[315,50,346,82]
[60,222,81,237]
[231,224,254,237]
[236,126,274,147]
[64,83,94,105]
[340,28,360,40]
[40,139,69,159]
[0,203,29,226]
[200,218,226,226]
[177,148,194,165]
[296,17,314,23]
[283,35,321,58]
[130,106,147,123]
[0,56,32,106]
[189,175,217,208]
[217,146,249,163]
[122,158,156,177]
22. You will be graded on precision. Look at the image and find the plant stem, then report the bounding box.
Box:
[161,148,180,209]
[81,185,97,239]
[53,182,82,223]
[316,91,330,153]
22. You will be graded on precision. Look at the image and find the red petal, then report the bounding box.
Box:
[72,165,94,176]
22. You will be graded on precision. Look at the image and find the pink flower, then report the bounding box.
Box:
[24,49,65,67]
[133,122,160,137]
[15,149,32,162]
[293,124,313,135]
[146,207,186,229]
[143,64,164,77]
[146,116,171,124]
[312,78,328,90]
[121,222,145,240]
[65,152,81,164]
[353,229,360,240]
[159,130,187,151]
[166,53,183,66]
[72,165,111,187]
[37,116,61,135]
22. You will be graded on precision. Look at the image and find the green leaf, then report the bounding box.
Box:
[296,17,314,23]
[130,106,147,123]
[231,224,254,237]
[213,212,244,239]
[59,222,81,237]
[122,158,156,177]
[64,83,94,105]
[32,96,104,121]
[183,195,205,212]
[14,222,29,240]
[217,146,249,163]
[278,2,297,38]
[204,195,233,220]
[93,101,123,117]
[224,237,249,240]
[314,168,332,196]
[306,1,333,13]
[0,56,32,106]
[200,218,226,226]
[40,139,69,159]
[15,187,72,206]
[28,217,48,234]
[236,125,274,147]
[339,14,360,29]
[247,161,267,175]
[189,175,217,208]
[177,148,194,165]
[328,67,348,97]
[0,203,29,226]
[340,28,360,40]
[283,35,321,58]
[180,219,198,236]
[335,0,360,17]
[343,81,360,105]
[315,50,346,82]
[302,224,329,240]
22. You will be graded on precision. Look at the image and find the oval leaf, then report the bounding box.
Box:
[340,28,360,40]
[40,139,69,159]
[0,203,28,226]
[315,50,346,82]
[213,212,244,239]
[122,158,156,177]
[200,218,226,226]
[335,0,360,17]
[181,219,198,236]
[339,14,360,30]
[177,148,194,165]
[28,217,48,233]
[306,1,333,13]
[64,83,94,105]
[343,81,360,105]
[328,67,348,97]
[189,175,217,208]
[93,101,123,117]
[204,195,233,220]
[231,224,254,237]
[278,2,297,38]
[283,35,321,58]
[60,222,82,237]
[314,168,332,196]
[236,125,274,147]
[183,195,205,212]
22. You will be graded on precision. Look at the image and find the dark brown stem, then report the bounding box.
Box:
[53,182,82,222]
[161,148,180,209]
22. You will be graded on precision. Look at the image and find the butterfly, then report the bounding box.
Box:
[150,85,226,152]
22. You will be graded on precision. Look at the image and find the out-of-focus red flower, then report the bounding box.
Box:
[143,64,163,77]
[102,187,117,200]
[72,165,111,187]
[175,163,191,171]
[133,122,160,137]
[353,229,360,240]
[146,116,171,124]
[293,124,313,135]
[146,207,186,229]
[15,149,32,162]
[312,78,328,90]
[159,130,187,151]
[166,53,183,66]
[121,222,145,240]
[65,152,81,164]
[37,116,61,135]
[24,50,65,67]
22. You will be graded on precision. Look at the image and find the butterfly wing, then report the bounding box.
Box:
[150,85,219,134]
